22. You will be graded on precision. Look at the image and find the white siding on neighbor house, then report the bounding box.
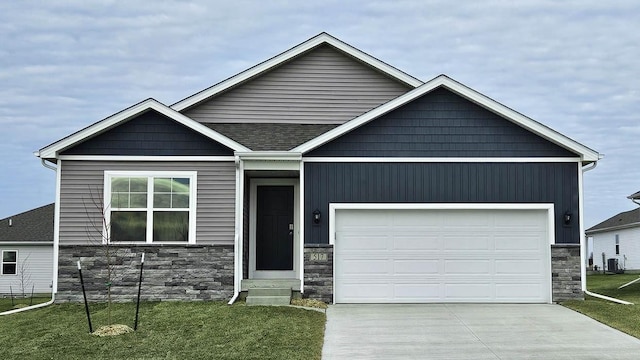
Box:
[591,227,640,270]
[58,160,236,246]
[183,45,412,124]
[0,245,53,294]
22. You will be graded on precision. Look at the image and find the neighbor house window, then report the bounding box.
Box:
[1,250,17,275]
[105,171,197,243]
[615,235,620,255]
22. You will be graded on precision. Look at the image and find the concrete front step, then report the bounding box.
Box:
[246,287,292,306]
[241,279,301,291]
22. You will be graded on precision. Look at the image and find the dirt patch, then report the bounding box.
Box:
[92,324,134,337]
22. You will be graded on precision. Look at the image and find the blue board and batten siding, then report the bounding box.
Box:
[304,87,581,245]
[304,162,579,245]
[306,88,576,158]
[61,110,233,156]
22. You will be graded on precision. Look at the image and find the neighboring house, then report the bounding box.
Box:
[587,207,640,271]
[36,33,600,304]
[0,204,54,294]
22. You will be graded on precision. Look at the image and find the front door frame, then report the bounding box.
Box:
[249,178,300,279]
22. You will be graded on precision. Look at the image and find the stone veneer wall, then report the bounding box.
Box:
[303,244,333,303]
[551,244,583,301]
[57,245,234,302]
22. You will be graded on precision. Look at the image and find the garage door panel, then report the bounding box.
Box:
[495,283,545,300]
[335,208,551,303]
[339,258,390,275]
[495,260,541,274]
[445,283,493,300]
[340,235,388,251]
[444,235,491,251]
[444,259,491,274]
[392,236,440,250]
[495,234,545,250]
[393,259,440,274]
[394,284,442,301]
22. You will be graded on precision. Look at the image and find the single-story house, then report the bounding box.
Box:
[586,206,640,271]
[36,33,600,304]
[0,204,54,294]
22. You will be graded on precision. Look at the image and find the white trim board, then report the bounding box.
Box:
[302,157,582,163]
[57,156,236,162]
[171,32,422,111]
[37,99,250,159]
[293,75,600,162]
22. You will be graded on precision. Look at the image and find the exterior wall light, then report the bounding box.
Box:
[313,209,321,224]
[563,211,572,225]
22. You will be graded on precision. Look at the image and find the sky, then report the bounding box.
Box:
[0,1,638,228]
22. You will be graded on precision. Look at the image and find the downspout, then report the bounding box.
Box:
[228,155,242,305]
[0,294,56,316]
[579,159,631,304]
[1,158,59,315]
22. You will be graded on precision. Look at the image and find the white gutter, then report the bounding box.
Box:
[0,293,56,316]
[584,290,633,305]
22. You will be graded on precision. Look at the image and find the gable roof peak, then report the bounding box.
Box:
[293,74,600,162]
[37,98,250,159]
[171,33,423,112]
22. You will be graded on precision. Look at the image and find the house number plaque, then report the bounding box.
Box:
[309,252,328,261]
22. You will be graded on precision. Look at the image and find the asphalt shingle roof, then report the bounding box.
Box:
[0,204,54,242]
[586,207,640,234]
[628,190,640,200]
[204,123,339,151]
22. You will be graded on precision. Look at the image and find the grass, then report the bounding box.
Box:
[0,301,326,360]
[563,273,640,338]
[0,295,52,312]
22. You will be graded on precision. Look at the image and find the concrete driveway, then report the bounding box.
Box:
[322,304,640,359]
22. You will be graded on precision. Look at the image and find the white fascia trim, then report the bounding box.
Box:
[293,75,600,162]
[57,155,236,162]
[236,152,302,161]
[585,223,640,235]
[171,33,422,111]
[0,242,54,246]
[302,157,582,163]
[37,99,250,159]
[328,203,556,246]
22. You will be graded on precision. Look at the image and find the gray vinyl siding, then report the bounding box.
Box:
[304,162,579,245]
[0,245,53,293]
[62,110,233,156]
[307,88,577,157]
[183,45,412,124]
[58,160,236,246]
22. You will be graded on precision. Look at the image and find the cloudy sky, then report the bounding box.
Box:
[0,1,638,228]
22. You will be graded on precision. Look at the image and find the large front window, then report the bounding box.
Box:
[105,172,197,243]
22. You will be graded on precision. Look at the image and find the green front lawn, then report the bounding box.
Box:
[0,301,326,360]
[563,273,640,338]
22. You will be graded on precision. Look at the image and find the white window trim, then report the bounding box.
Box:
[1,250,18,276]
[104,171,198,245]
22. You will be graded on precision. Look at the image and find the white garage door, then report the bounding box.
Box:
[334,208,551,303]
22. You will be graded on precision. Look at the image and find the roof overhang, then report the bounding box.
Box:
[585,222,640,235]
[292,75,601,162]
[170,32,423,112]
[0,241,54,246]
[36,99,250,159]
